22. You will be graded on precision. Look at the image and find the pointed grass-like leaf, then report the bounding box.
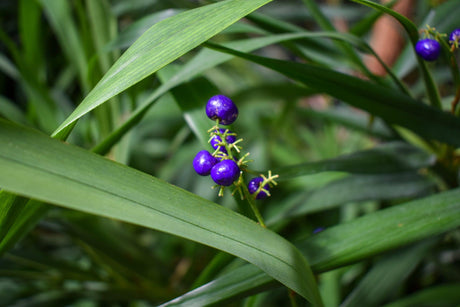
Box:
[266,172,435,223]
[0,198,48,255]
[0,119,322,306]
[383,283,460,307]
[38,0,90,92]
[274,142,435,180]
[52,0,273,140]
[162,188,460,306]
[341,240,435,307]
[94,30,405,155]
[205,43,460,147]
[301,106,395,139]
[157,65,217,146]
[105,9,185,51]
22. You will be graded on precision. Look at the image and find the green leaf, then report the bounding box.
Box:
[301,188,460,272]
[0,96,29,125]
[383,283,460,307]
[274,142,435,180]
[349,0,397,36]
[266,172,435,223]
[341,240,435,307]
[0,198,48,255]
[351,0,441,108]
[106,9,185,51]
[160,264,276,307]
[162,188,460,305]
[52,0,274,140]
[0,119,322,306]
[205,43,460,147]
[157,64,218,146]
[300,106,395,139]
[94,30,405,155]
[0,193,29,242]
[38,0,90,92]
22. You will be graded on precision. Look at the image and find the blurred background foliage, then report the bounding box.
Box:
[0,0,459,306]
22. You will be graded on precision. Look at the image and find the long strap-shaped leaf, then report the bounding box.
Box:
[205,43,460,147]
[351,0,441,109]
[0,119,322,306]
[52,0,273,139]
[94,30,405,155]
[161,187,460,306]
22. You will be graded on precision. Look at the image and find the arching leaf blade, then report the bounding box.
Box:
[0,119,322,306]
[52,0,273,139]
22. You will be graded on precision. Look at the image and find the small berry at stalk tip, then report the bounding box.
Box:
[206,95,238,125]
[248,177,270,199]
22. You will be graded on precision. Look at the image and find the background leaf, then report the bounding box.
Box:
[205,43,460,147]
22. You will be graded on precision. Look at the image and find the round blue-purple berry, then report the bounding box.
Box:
[210,159,240,186]
[193,150,218,176]
[210,129,236,154]
[248,177,270,199]
[449,28,460,44]
[415,38,441,61]
[206,95,238,125]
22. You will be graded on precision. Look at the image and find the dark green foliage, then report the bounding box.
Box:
[0,0,459,306]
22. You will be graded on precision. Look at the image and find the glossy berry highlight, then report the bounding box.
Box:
[193,150,218,176]
[210,160,240,186]
[210,129,236,154]
[248,177,270,199]
[206,95,238,125]
[415,38,441,61]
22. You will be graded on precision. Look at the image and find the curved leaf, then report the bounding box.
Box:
[205,43,460,147]
[275,142,435,179]
[351,0,441,108]
[266,172,435,223]
[162,188,460,305]
[0,119,322,306]
[94,30,405,155]
[52,0,273,139]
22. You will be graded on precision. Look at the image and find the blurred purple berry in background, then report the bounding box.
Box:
[313,227,325,234]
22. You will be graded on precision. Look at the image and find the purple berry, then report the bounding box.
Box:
[193,150,218,176]
[210,129,236,154]
[248,177,270,199]
[449,28,460,44]
[206,95,238,125]
[415,38,441,61]
[210,160,240,186]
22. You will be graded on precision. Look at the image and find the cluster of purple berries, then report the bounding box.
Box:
[415,28,460,61]
[192,95,271,199]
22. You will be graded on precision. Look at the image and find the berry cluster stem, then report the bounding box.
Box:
[241,183,266,228]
